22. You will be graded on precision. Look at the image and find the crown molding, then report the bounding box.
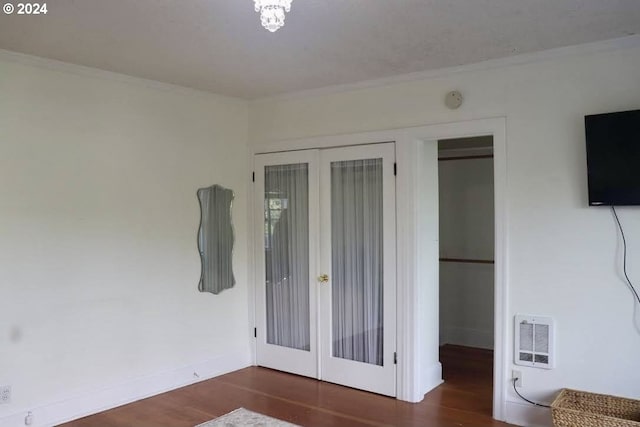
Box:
[0,49,246,105]
[252,35,640,103]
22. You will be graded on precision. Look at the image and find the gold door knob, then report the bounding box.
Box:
[317,274,329,283]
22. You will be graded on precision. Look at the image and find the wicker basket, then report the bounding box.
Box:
[551,388,640,427]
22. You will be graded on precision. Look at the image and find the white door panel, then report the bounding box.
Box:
[319,143,396,396]
[254,150,319,378]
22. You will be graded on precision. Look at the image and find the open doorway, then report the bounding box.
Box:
[437,136,495,416]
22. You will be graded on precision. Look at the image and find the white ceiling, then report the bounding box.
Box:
[1,0,639,99]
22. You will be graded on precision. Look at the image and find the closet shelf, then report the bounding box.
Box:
[439,257,494,265]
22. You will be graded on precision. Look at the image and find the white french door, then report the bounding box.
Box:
[254,143,396,396]
[318,143,396,396]
[254,150,319,379]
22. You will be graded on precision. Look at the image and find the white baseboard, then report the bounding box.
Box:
[440,326,494,350]
[505,400,553,427]
[0,350,251,427]
[420,361,443,401]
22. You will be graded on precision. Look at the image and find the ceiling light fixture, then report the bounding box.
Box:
[254,0,292,32]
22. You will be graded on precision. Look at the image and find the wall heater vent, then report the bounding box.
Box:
[514,314,554,369]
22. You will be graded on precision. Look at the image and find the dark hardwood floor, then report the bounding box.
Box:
[61,345,513,427]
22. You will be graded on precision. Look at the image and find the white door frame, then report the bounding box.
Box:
[248,117,508,421]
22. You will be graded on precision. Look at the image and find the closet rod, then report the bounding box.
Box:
[439,257,494,264]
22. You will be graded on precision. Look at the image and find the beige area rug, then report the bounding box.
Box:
[196,408,301,427]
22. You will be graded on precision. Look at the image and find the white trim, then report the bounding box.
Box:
[505,400,553,427]
[493,119,509,421]
[421,362,444,397]
[410,136,443,402]
[395,139,421,402]
[0,48,245,104]
[249,117,509,421]
[0,350,251,427]
[252,35,640,102]
[248,151,258,366]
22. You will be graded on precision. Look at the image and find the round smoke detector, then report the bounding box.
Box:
[445,91,464,110]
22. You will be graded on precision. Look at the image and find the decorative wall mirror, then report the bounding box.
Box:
[197,184,235,294]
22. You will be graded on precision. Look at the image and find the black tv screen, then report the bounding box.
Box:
[586,109,640,206]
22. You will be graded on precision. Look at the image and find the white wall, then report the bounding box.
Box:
[439,155,494,349]
[249,39,640,426]
[0,55,250,426]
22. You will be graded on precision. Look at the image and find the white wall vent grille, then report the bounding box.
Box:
[514,314,554,369]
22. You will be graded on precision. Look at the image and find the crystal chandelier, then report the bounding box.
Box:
[254,0,292,32]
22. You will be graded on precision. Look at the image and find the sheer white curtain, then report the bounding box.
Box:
[331,158,384,366]
[264,164,310,351]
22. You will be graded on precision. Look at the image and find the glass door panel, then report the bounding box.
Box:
[330,159,384,365]
[264,163,310,351]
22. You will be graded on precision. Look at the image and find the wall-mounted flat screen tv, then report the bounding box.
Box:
[586,109,640,206]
